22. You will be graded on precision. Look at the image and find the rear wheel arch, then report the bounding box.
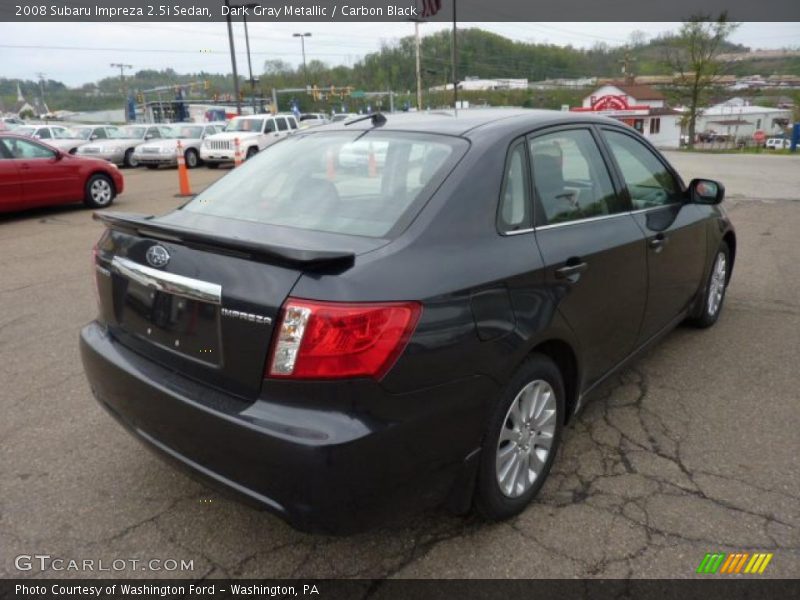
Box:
[528,339,579,424]
[722,230,736,279]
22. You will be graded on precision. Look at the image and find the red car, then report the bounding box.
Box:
[0,133,124,214]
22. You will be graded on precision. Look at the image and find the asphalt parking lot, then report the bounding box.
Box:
[1,153,799,580]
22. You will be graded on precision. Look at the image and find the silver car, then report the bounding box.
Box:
[14,124,86,154]
[70,125,122,143]
[133,123,224,169]
[76,124,173,167]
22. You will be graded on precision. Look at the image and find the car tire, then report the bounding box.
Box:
[207,162,219,169]
[185,149,199,169]
[123,149,138,168]
[145,165,159,170]
[84,174,116,209]
[246,147,258,160]
[474,354,564,521]
[687,242,730,329]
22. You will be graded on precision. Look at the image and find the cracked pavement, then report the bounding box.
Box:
[1,154,798,580]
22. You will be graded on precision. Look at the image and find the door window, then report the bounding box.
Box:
[288,118,298,130]
[146,127,161,139]
[529,129,622,225]
[0,138,56,159]
[497,141,531,232]
[603,129,680,209]
[265,119,277,133]
[93,128,108,139]
[276,118,288,132]
[36,128,52,139]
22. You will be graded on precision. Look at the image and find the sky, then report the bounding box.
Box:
[1,21,799,87]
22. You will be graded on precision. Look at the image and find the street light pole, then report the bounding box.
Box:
[241,5,258,113]
[224,0,242,115]
[293,32,311,87]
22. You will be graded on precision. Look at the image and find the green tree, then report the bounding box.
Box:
[664,15,740,148]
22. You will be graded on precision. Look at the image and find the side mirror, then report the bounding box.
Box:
[688,178,725,205]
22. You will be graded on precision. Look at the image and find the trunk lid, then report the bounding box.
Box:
[93,211,383,399]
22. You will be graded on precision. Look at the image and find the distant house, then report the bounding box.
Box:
[571,82,682,149]
[695,98,792,140]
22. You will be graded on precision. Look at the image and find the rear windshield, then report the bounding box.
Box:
[184,131,466,238]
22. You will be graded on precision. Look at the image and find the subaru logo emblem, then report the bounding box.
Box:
[145,245,170,268]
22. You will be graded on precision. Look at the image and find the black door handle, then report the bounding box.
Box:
[555,261,588,279]
[649,233,668,250]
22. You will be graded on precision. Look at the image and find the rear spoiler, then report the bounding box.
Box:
[93,212,356,269]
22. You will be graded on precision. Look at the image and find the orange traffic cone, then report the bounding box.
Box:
[326,148,336,180]
[176,140,192,196]
[367,142,377,177]
[234,137,243,168]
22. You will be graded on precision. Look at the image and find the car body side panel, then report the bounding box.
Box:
[535,216,648,386]
[0,156,23,208]
[630,204,708,342]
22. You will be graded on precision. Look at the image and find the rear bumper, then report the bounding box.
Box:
[79,322,494,533]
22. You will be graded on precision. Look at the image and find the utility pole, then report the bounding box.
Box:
[110,63,132,122]
[414,21,423,111]
[619,49,637,84]
[224,0,242,115]
[451,0,458,116]
[35,72,47,113]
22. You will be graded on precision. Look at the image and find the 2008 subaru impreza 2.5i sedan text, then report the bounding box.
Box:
[80,110,735,533]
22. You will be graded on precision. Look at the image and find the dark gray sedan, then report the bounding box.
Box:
[81,109,735,532]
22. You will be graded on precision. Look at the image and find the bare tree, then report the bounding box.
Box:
[665,15,739,149]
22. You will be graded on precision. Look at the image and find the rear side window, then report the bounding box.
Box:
[276,118,288,132]
[185,131,467,238]
[603,130,680,209]
[497,141,531,233]
[288,118,298,130]
[529,129,622,225]
[1,138,55,158]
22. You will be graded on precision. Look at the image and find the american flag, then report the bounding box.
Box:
[421,0,442,17]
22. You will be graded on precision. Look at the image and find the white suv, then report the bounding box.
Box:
[200,114,298,167]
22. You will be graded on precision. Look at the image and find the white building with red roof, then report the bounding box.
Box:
[571,82,681,149]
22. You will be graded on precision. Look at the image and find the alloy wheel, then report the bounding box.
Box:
[707,252,727,316]
[496,379,557,498]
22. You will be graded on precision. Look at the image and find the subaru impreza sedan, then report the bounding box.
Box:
[80,110,735,533]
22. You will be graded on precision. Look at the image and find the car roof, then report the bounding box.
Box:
[314,108,625,137]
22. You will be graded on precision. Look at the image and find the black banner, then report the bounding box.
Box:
[1,0,799,22]
[2,580,800,600]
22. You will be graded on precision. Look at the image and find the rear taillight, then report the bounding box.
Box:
[267,298,421,380]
